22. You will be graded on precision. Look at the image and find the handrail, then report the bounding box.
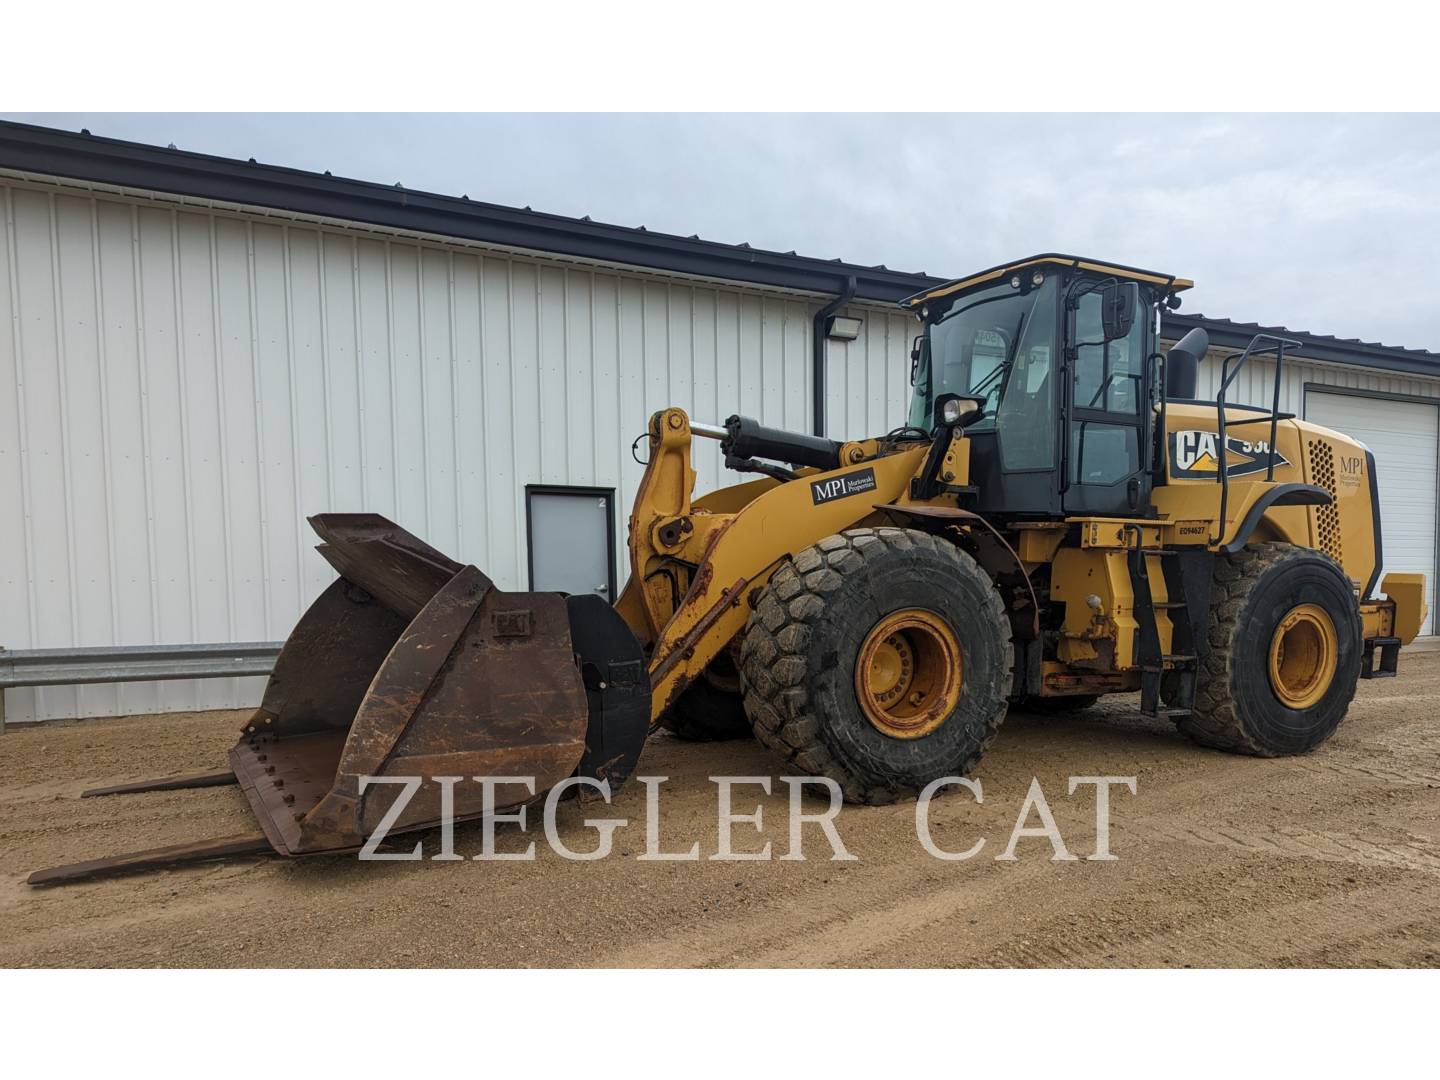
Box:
[0,641,282,731]
[1212,333,1303,543]
[1151,350,1168,481]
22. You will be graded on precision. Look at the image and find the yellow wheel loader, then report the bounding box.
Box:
[29,254,1427,885]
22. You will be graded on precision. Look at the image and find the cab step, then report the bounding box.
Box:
[1128,542,1214,722]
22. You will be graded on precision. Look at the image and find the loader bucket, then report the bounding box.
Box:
[27,513,650,885]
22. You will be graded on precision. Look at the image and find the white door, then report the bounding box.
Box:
[1305,391,1437,635]
[527,488,615,600]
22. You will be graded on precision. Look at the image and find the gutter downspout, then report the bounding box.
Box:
[812,275,858,436]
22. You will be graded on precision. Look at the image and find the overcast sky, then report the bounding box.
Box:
[7,113,1438,350]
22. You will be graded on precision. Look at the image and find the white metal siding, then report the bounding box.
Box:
[0,177,915,722]
[823,314,917,442]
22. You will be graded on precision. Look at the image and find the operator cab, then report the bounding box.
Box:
[903,254,1192,518]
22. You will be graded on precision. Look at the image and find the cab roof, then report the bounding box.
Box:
[901,253,1194,309]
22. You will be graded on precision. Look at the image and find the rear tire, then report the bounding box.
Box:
[661,656,751,741]
[739,527,1012,804]
[1179,542,1361,755]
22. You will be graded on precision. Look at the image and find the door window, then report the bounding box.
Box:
[1070,422,1138,486]
[1068,283,1152,497]
[996,291,1059,471]
[1073,291,1145,415]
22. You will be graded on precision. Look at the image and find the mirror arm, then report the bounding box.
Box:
[912,422,958,501]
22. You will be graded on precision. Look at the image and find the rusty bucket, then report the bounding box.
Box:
[28,514,650,886]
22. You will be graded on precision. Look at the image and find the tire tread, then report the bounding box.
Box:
[1177,541,1359,756]
[740,526,1012,804]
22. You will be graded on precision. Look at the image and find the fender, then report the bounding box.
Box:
[876,503,1040,639]
[1362,448,1383,599]
[1221,483,1333,554]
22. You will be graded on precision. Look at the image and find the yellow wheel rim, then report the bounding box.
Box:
[855,609,963,739]
[1268,603,1338,710]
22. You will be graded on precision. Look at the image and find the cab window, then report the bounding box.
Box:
[1073,290,1147,415]
[996,290,1058,470]
[906,276,1057,434]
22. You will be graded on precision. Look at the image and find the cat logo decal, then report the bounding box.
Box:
[1169,429,1290,479]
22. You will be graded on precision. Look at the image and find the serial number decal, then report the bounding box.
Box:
[811,467,878,506]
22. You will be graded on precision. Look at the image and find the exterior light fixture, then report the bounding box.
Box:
[825,314,864,341]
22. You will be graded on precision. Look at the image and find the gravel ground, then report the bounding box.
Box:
[2,648,1438,968]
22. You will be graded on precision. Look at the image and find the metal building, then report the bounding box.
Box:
[0,123,925,722]
[2,121,1438,723]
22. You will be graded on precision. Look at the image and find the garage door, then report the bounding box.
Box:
[1305,391,1436,635]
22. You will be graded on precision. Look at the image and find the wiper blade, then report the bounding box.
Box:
[968,307,1031,399]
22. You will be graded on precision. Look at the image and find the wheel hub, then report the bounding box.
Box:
[1268,603,1338,710]
[855,609,962,739]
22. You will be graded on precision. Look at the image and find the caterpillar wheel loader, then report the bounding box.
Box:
[28,254,1427,886]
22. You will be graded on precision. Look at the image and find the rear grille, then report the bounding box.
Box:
[1309,439,1343,562]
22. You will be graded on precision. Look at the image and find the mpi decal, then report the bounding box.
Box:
[1336,450,1366,491]
[810,467,878,506]
[1169,429,1291,479]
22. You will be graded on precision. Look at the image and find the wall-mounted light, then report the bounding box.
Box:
[824,314,864,341]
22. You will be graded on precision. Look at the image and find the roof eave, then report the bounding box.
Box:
[1161,313,1440,379]
[0,120,944,304]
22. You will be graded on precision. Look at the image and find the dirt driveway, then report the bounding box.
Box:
[3,649,1439,968]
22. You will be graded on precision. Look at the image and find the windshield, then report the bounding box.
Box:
[907,276,1059,433]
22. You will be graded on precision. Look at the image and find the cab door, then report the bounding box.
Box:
[1062,284,1153,516]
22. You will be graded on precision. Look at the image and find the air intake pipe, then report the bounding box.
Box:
[1165,327,1209,400]
[721,415,843,471]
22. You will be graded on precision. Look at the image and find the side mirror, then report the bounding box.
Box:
[934,393,987,430]
[1164,327,1209,400]
[909,335,924,386]
[1101,281,1140,341]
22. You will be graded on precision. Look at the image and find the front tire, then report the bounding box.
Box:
[1180,542,1361,755]
[739,527,1013,804]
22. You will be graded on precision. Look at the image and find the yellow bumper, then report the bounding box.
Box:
[1381,573,1428,645]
